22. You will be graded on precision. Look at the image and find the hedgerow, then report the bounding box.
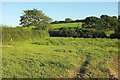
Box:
[2,26,49,44]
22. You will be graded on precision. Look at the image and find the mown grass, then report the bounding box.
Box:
[51,22,82,29]
[2,37,119,78]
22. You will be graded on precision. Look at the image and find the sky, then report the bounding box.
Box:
[118,2,120,15]
[1,0,120,2]
[1,2,118,26]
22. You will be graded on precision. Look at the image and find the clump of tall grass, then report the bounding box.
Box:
[1,25,49,44]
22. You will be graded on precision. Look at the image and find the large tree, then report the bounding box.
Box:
[100,15,118,28]
[20,9,52,30]
[82,16,99,28]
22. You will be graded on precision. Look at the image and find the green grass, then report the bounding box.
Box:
[2,37,119,78]
[51,22,82,29]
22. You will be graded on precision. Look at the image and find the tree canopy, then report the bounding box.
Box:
[82,15,118,30]
[20,9,52,30]
[65,18,73,23]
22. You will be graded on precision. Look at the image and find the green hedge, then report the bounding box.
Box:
[49,27,107,38]
[2,26,49,43]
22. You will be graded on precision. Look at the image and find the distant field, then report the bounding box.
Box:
[2,37,119,78]
[51,22,82,29]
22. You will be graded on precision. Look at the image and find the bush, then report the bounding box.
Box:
[110,33,120,39]
[92,31,107,38]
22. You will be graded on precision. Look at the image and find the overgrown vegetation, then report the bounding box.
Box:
[51,15,119,39]
[82,15,118,30]
[2,37,119,78]
[49,27,107,38]
[2,26,49,44]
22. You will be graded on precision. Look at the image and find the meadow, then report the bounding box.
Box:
[2,37,119,78]
[1,5,120,79]
[51,22,82,29]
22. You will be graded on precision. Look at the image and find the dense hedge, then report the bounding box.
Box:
[49,27,107,38]
[110,33,120,39]
[2,27,49,43]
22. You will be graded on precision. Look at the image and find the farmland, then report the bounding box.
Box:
[2,37,119,78]
[1,5,120,79]
[51,22,82,29]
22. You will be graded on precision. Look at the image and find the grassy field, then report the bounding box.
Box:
[2,37,119,78]
[51,22,82,29]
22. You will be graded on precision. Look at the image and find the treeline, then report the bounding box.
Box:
[50,15,120,39]
[2,26,49,44]
[82,15,118,30]
[51,18,84,24]
[2,13,120,44]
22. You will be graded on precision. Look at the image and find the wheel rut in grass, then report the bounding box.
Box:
[76,54,91,79]
[107,56,119,79]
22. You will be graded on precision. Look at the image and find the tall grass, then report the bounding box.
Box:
[2,37,119,78]
[2,26,49,44]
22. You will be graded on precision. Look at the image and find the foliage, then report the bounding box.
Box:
[51,19,83,24]
[82,16,99,28]
[110,33,120,39]
[82,15,118,30]
[65,18,73,23]
[49,27,107,38]
[110,18,120,39]
[100,15,118,28]
[2,26,49,44]
[118,15,120,20]
[20,9,52,30]
[114,20,120,34]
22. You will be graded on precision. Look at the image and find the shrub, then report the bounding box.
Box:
[92,31,107,38]
[49,30,60,37]
[110,33,120,39]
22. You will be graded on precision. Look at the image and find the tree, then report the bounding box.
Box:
[118,15,120,20]
[110,16,120,39]
[115,20,120,34]
[100,15,118,28]
[82,16,99,28]
[65,18,73,23]
[82,15,118,30]
[20,9,52,30]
